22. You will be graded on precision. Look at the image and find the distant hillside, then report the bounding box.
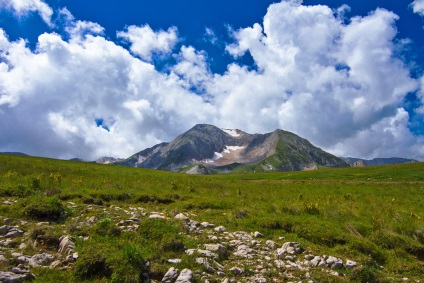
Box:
[114,124,349,173]
[343,157,418,167]
[0,152,29,156]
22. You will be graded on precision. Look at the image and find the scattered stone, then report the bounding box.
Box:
[58,236,75,254]
[0,254,10,265]
[253,231,263,238]
[168,259,182,264]
[345,260,358,269]
[204,244,227,255]
[175,268,193,283]
[0,271,34,282]
[304,254,315,260]
[277,242,302,257]
[162,267,179,283]
[36,222,49,226]
[175,213,189,220]
[230,266,244,276]
[214,226,226,233]
[3,218,13,224]
[326,256,343,270]
[311,256,321,266]
[201,222,214,228]
[265,240,278,250]
[0,226,24,238]
[197,249,218,259]
[86,216,98,225]
[11,264,30,274]
[29,253,54,268]
[233,244,257,258]
[50,260,63,268]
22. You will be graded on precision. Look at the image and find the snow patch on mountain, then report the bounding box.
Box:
[222,129,240,137]
[203,145,245,164]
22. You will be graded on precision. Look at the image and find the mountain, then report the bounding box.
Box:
[115,124,349,173]
[343,157,418,167]
[0,152,29,156]
[96,156,124,164]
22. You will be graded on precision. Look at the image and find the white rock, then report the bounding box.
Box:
[214,226,227,233]
[229,266,244,275]
[345,260,358,269]
[253,231,263,238]
[162,267,179,283]
[175,268,193,283]
[265,240,278,250]
[204,244,227,255]
[29,253,54,267]
[175,213,189,220]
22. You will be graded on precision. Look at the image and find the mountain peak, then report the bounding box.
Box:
[115,124,349,173]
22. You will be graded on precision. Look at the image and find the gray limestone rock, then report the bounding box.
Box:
[162,267,179,283]
[214,226,226,233]
[28,253,54,268]
[58,235,75,254]
[0,271,34,282]
[229,266,244,276]
[277,242,302,258]
[345,260,358,269]
[265,240,278,250]
[175,268,193,283]
[204,244,227,255]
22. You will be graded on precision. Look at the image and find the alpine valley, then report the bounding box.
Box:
[114,124,349,173]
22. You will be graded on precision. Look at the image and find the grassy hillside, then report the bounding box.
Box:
[0,154,423,282]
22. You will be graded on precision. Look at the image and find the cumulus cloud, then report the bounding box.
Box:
[117,25,178,61]
[411,0,424,16]
[213,1,420,159]
[0,0,423,160]
[0,0,53,26]
[0,26,214,159]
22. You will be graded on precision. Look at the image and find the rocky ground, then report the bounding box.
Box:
[0,197,418,283]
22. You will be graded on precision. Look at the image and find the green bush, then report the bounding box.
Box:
[74,249,111,280]
[23,196,67,221]
[94,219,121,237]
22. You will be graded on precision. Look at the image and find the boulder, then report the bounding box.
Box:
[175,268,193,283]
[28,253,54,268]
[204,244,227,255]
[0,271,34,283]
[345,260,358,269]
[58,236,75,254]
[265,240,278,250]
[277,242,302,257]
[162,267,179,283]
[214,226,226,233]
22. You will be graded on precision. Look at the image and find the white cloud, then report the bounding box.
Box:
[412,0,424,16]
[117,25,178,61]
[214,0,420,159]
[0,27,215,159]
[0,0,423,161]
[0,0,53,26]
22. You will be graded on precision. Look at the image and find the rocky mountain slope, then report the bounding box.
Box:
[115,124,349,172]
[343,157,418,167]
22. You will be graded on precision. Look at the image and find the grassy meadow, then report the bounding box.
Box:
[0,154,423,282]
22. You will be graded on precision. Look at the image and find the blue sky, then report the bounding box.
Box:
[0,0,424,160]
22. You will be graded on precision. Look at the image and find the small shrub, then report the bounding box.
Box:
[82,197,94,204]
[23,196,66,221]
[74,251,111,280]
[94,219,121,237]
[160,234,185,252]
[349,266,381,283]
[302,202,320,215]
[235,209,248,219]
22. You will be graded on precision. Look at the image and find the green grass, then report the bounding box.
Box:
[0,154,423,282]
